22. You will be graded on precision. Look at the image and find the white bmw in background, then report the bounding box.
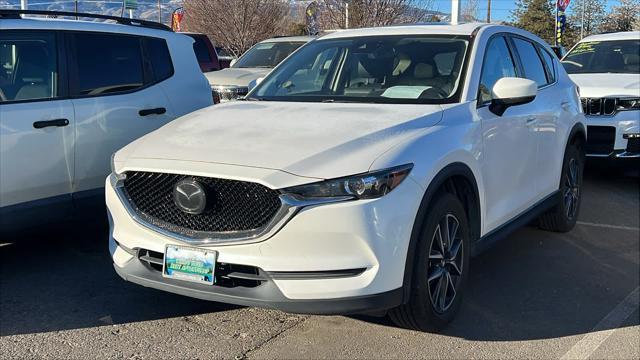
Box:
[108,23,585,331]
[562,31,640,159]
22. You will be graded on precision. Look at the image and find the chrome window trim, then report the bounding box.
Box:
[110,174,350,246]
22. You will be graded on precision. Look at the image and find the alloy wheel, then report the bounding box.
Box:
[564,158,580,220]
[427,214,464,313]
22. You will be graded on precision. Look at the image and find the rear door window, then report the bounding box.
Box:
[0,31,59,102]
[191,36,212,63]
[145,38,174,82]
[70,32,145,96]
[511,37,549,87]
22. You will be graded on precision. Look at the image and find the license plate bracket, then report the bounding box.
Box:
[162,245,217,285]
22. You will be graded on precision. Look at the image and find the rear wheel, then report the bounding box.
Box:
[389,193,470,332]
[539,141,584,232]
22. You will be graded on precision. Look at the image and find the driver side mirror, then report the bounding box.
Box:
[247,77,264,92]
[489,77,537,116]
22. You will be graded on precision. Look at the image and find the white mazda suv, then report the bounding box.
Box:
[107,23,585,331]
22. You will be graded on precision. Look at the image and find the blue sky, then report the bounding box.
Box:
[435,0,621,22]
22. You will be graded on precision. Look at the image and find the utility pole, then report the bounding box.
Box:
[580,0,586,39]
[487,0,491,23]
[344,0,350,29]
[75,0,78,20]
[158,0,162,23]
[451,0,460,24]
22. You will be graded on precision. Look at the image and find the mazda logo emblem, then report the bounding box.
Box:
[173,179,207,215]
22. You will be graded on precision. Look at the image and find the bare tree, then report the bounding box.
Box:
[601,0,640,32]
[461,0,479,22]
[182,0,290,57]
[320,0,435,29]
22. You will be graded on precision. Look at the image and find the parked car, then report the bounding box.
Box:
[183,32,221,73]
[0,10,213,231]
[215,46,236,69]
[205,36,314,103]
[562,31,640,160]
[108,23,585,331]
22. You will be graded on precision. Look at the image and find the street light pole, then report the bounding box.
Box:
[20,0,27,10]
[158,0,162,23]
[345,2,349,29]
[451,0,460,25]
[487,0,491,23]
[580,0,586,39]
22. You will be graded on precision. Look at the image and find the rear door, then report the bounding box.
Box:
[0,30,75,225]
[68,31,176,197]
[509,36,563,200]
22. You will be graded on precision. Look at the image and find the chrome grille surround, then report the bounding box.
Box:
[211,86,249,102]
[110,173,351,245]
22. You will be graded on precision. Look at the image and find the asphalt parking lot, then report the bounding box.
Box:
[1,165,638,359]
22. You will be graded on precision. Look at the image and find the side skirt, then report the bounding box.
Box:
[472,190,561,256]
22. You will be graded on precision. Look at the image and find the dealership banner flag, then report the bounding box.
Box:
[306,1,320,36]
[556,0,571,45]
[172,8,185,32]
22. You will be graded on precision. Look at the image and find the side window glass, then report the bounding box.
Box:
[512,37,548,87]
[72,33,144,96]
[147,38,174,82]
[539,46,556,83]
[479,36,517,104]
[0,31,58,102]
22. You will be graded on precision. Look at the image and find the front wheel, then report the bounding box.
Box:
[389,193,470,332]
[538,141,584,232]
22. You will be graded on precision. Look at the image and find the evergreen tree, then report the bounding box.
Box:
[510,0,556,44]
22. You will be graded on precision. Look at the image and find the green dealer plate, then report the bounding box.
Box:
[163,245,216,285]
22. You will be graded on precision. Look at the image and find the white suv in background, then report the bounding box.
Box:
[0,10,212,231]
[205,36,313,103]
[562,31,640,159]
[108,23,585,331]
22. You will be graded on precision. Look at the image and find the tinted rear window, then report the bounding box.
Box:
[72,33,144,96]
[146,38,174,81]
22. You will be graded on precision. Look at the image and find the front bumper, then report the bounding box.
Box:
[107,171,423,313]
[584,111,640,158]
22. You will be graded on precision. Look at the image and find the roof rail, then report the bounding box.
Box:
[0,9,172,32]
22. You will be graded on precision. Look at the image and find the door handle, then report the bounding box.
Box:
[33,118,69,129]
[525,116,538,126]
[561,101,571,110]
[139,107,166,117]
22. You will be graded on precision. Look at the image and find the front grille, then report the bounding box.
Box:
[212,86,249,102]
[586,126,616,155]
[137,248,267,288]
[122,171,282,237]
[581,97,617,116]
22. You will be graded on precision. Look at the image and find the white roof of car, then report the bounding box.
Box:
[578,31,640,42]
[320,22,488,39]
[1,16,175,39]
[260,36,316,43]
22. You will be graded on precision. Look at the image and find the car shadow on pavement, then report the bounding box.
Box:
[353,167,640,340]
[0,223,239,337]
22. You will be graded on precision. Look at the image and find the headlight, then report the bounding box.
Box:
[282,164,413,200]
[617,98,640,111]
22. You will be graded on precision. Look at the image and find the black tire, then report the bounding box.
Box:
[389,193,470,332]
[538,141,584,232]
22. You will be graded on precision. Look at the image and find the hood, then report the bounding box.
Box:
[569,73,640,98]
[205,67,271,87]
[119,101,443,180]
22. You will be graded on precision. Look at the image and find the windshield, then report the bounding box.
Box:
[233,41,306,68]
[250,36,469,104]
[562,40,640,74]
